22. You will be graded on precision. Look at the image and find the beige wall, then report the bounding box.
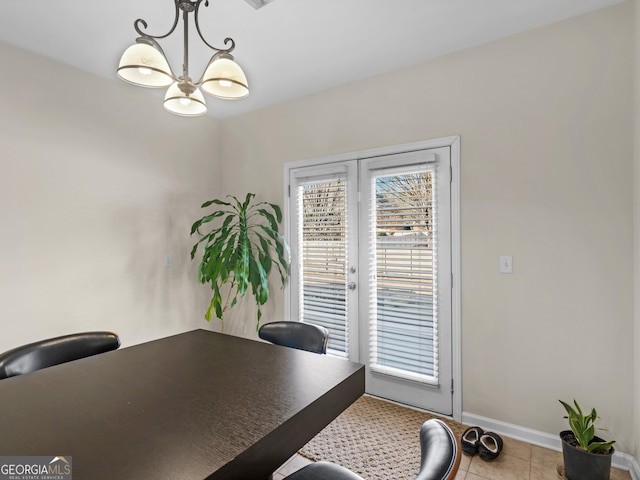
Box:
[220,4,635,451]
[0,42,222,349]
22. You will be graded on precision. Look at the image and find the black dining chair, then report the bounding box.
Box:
[283,419,462,480]
[258,321,329,354]
[0,331,121,380]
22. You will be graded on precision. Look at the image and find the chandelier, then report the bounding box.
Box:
[117,0,249,117]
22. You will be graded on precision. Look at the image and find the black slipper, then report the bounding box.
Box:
[478,432,503,461]
[461,426,484,456]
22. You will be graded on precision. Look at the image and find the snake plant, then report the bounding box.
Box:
[190,193,290,332]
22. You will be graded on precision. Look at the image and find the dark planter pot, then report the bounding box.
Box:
[560,430,614,480]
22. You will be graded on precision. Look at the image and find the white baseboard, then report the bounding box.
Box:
[630,458,640,480]
[462,412,640,478]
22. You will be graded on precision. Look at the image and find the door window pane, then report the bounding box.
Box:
[296,179,348,355]
[370,168,439,383]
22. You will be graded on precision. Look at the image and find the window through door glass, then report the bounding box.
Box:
[369,167,439,383]
[295,177,349,355]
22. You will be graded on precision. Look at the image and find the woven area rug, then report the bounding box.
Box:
[299,395,465,480]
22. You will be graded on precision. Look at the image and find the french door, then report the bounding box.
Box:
[286,140,457,415]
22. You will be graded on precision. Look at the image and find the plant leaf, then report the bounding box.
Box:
[257,208,279,232]
[201,198,231,208]
[586,440,615,453]
[242,193,255,210]
[190,211,225,235]
[205,296,216,322]
[269,203,282,223]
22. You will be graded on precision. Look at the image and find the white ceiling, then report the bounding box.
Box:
[0,0,625,119]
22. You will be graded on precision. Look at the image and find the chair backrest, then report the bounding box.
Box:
[0,331,121,380]
[258,321,329,354]
[415,419,462,480]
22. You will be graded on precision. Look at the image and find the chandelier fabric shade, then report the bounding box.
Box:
[117,0,249,117]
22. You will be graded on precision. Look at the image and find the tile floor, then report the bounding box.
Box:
[273,435,632,480]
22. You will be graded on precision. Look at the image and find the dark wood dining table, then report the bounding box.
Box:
[0,329,364,479]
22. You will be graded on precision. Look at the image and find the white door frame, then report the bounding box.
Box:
[283,135,461,422]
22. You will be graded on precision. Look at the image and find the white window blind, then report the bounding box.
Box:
[368,166,439,385]
[296,178,349,356]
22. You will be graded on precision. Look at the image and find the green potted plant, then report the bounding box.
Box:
[190,193,290,332]
[559,399,615,480]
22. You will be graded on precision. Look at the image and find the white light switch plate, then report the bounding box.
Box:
[499,255,513,274]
